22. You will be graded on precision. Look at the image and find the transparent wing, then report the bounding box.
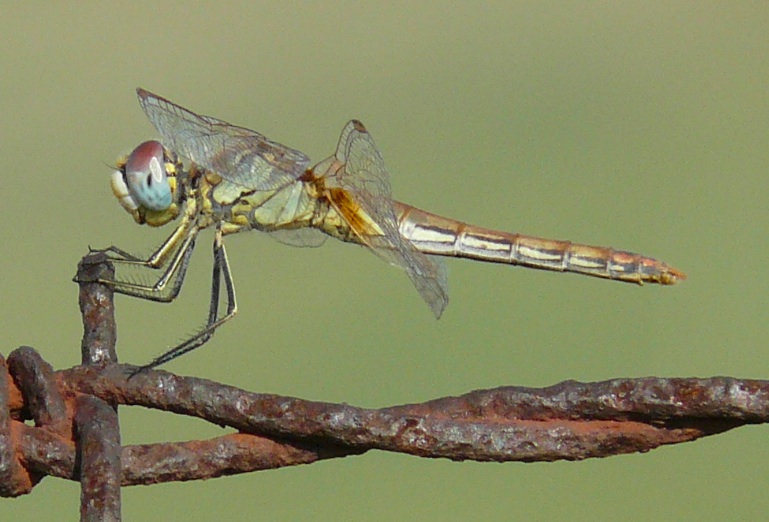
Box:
[327,120,448,318]
[137,88,310,191]
[266,228,328,248]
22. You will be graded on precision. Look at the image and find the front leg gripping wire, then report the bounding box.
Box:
[93,220,201,303]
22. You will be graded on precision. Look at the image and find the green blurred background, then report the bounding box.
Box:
[2,3,767,520]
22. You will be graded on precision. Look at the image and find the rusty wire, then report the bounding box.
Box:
[2,253,769,519]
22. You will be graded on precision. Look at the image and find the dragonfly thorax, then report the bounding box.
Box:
[111,140,183,227]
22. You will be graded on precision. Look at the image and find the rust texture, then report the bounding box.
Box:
[7,347,71,437]
[6,358,769,490]
[75,395,121,522]
[58,368,761,462]
[0,354,35,496]
[75,253,122,521]
[2,253,769,520]
[77,251,117,367]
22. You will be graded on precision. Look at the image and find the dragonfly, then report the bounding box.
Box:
[92,88,685,372]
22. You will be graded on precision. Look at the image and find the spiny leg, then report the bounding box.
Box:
[109,232,197,303]
[95,216,195,269]
[102,217,192,269]
[130,225,238,374]
[91,245,143,262]
[76,216,200,304]
[101,226,199,303]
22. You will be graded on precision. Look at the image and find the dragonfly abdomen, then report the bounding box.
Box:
[510,239,683,285]
[394,202,685,285]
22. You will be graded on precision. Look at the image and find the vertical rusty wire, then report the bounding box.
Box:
[75,252,121,521]
[75,395,122,522]
[77,252,117,367]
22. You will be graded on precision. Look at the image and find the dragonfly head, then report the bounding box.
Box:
[112,140,181,227]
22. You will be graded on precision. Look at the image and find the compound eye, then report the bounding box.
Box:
[124,141,172,211]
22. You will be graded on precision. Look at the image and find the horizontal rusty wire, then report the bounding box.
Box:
[4,351,769,491]
[2,252,769,513]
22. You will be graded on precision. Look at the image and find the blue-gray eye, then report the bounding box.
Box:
[124,140,172,211]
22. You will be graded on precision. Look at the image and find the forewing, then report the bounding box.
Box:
[329,120,448,318]
[136,88,310,190]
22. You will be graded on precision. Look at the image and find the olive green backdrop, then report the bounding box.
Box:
[2,3,767,520]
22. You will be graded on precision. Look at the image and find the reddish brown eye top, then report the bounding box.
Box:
[126,141,164,173]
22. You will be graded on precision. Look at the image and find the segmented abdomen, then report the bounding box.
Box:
[393,202,685,285]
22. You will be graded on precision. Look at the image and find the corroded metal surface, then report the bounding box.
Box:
[3,356,769,494]
[77,251,117,366]
[0,253,760,521]
[75,395,121,522]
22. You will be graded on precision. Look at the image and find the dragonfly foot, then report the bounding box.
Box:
[126,364,153,380]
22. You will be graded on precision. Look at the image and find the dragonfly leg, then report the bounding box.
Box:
[130,226,238,374]
[91,245,143,262]
[96,216,195,269]
[76,215,200,303]
[98,227,199,303]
